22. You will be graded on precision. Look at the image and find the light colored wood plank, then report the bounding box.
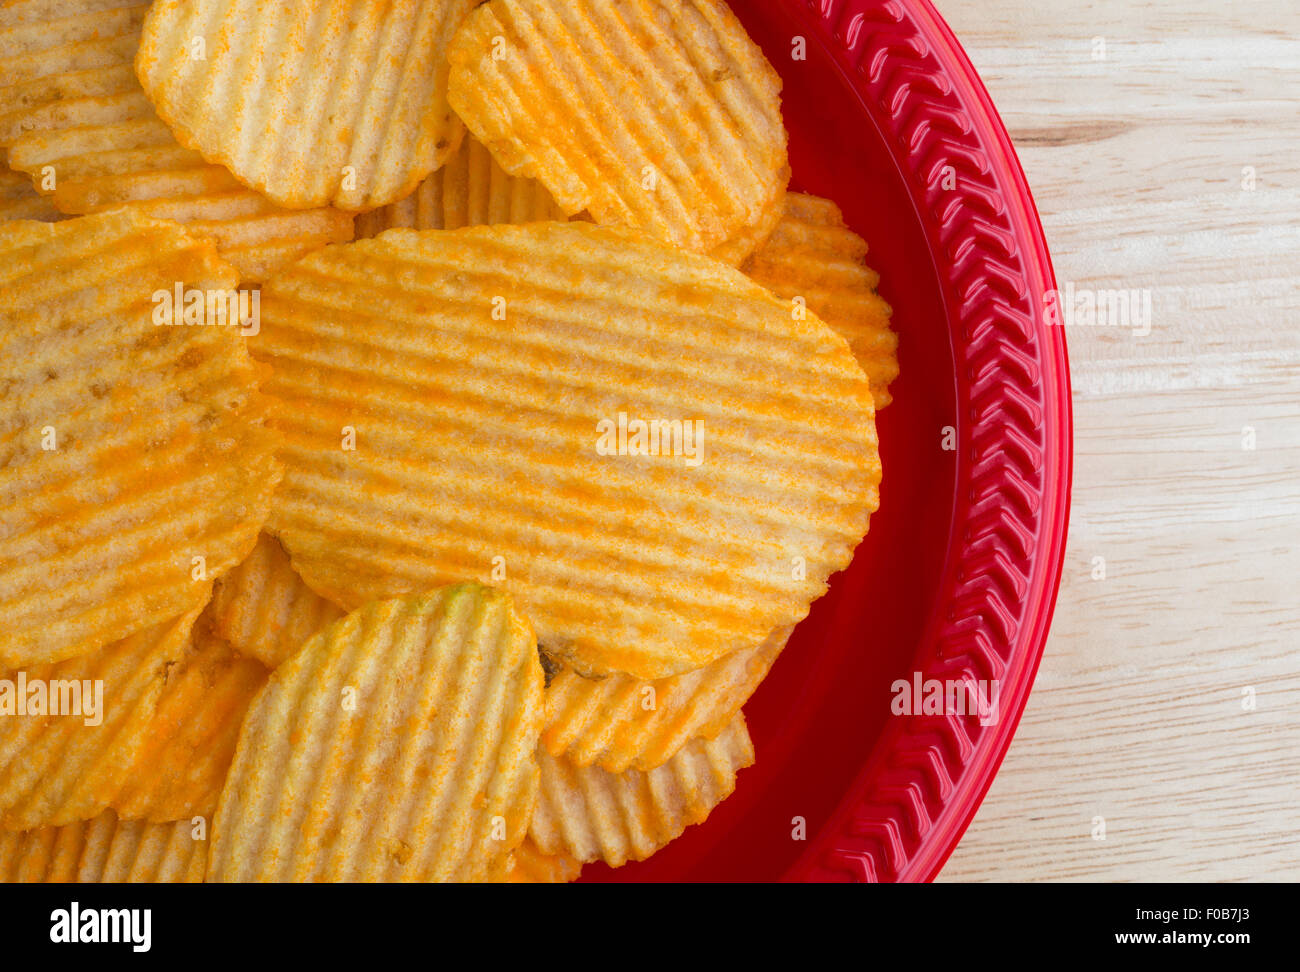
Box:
[930,0,1300,881]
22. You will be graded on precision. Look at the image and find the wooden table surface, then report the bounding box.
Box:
[930,0,1300,881]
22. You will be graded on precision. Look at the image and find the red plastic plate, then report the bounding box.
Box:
[585,0,1072,882]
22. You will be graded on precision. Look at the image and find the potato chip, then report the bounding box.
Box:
[0,169,60,222]
[447,0,790,257]
[543,626,789,773]
[209,584,544,882]
[0,610,197,831]
[746,193,899,408]
[254,221,880,680]
[207,532,343,670]
[356,133,565,238]
[112,627,268,822]
[505,837,582,884]
[136,0,480,211]
[530,713,753,868]
[0,209,280,667]
[0,1,354,280]
[0,810,206,882]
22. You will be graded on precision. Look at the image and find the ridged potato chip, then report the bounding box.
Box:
[136,0,480,211]
[447,0,790,258]
[0,810,206,882]
[112,627,268,822]
[530,713,753,868]
[543,626,789,773]
[0,610,198,831]
[0,209,280,667]
[254,222,880,680]
[209,584,544,882]
[207,533,343,669]
[356,133,565,238]
[505,837,582,884]
[0,0,354,280]
[746,193,899,408]
[0,169,59,222]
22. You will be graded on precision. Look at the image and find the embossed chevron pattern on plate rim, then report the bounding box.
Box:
[779,0,1071,883]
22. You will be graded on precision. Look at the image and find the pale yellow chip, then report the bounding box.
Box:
[746,192,899,408]
[112,626,268,822]
[254,221,880,681]
[542,626,789,774]
[0,810,207,882]
[207,532,344,670]
[447,0,790,257]
[505,837,582,884]
[0,1,354,281]
[356,132,565,238]
[210,584,545,882]
[0,610,198,831]
[0,210,281,667]
[136,0,480,211]
[530,713,754,868]
[0,169,60,222]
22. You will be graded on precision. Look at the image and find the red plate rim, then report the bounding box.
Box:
[780,0,1073,882]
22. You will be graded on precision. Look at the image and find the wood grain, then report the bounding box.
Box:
[932,0,1300,881]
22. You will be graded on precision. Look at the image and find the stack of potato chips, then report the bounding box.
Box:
[0,0,898,882]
